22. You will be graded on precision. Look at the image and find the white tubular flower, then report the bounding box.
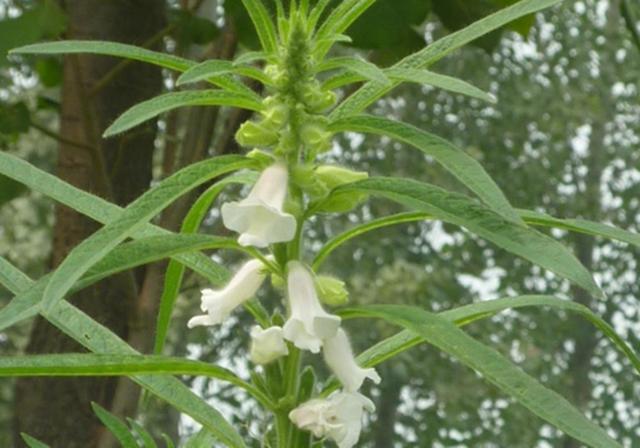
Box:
[249,325,289,364]
[283,261,341,353]
[187,259,268,328]
[323,328,381,392]
[221,162,297,248]
[289,391,375,448]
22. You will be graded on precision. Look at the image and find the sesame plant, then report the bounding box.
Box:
[0,0,639,447]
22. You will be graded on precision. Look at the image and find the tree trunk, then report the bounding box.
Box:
[13,1,165,446]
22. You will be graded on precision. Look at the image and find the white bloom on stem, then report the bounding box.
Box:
[323,328,381,392]
[221,162,297,248]
[289,391,375,448]
[187,258,268,328]
[282,261,341,353]
[249,325,289,364]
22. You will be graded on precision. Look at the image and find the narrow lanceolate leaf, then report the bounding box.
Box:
[314,0,376,57]
[154,174,256,355]
[176,59,234,85]
[104,90,264,137]
[385,68,496,103]
[10,40,253,95]
[348,305,622,448]
[11,40,193,71]
[46,301,246,448]
[21,434,50,448]
[42,155,253,311]
[5,269,244,447]
[520,209,640,249]
[0,155,238,332]
[333,177,601,296]
[92,403,139,448]
[349,296,640,376]
[177,60,271,87]
[240,0,278,53]
[127,419,157,448]
[0,256,33,294]
[331,0,562,119]
[329,115,522,224]
[316,57,389,84]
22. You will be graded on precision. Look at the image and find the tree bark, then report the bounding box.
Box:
[13,1,165,447]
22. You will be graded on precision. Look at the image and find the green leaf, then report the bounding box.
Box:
[345,304,622,448]
[349,295,640,377]
[10,40,251,95]
[161,434,175,448]
[176,59,234,85]
[0,256,32,294]
[328,115,521,224]
[154,174,256,355]
[0,0,66,66]
[78,234,239,291]
[520,209,640,249]
[185,429,218,448]
[316,56,389,84]
[41,155,253,311]
[103,90,264,137]
[20,433,50,448]
[11,40,192,72]
[176,60,271,87]
[0,153,234,278]
[314,0,376,58]
[332,177,601,296]
[45,300,246,448]
[240,0,278,54]
[92,403,139,448]
[313,212,430,269]
[385,68,496,103]
[330,0,562,119]
[127,419,157,448]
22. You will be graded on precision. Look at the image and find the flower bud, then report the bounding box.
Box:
[301,122,332,156]
[246,149,276,169]
[261,97,289,129]
[235,121,279,148]
[314,166,369,213]
[315,275,349,306]
[250,325,289,364]
[303,81,337,112]
[291,165,329,199]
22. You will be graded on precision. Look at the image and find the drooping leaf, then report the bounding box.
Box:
[385,68,496,103]
[45,300,246,448]
[0,151,233,286]
[344,304,622,448]
[103,90,264,137]
[331,0,562,119]
[41,155,253,310]
[328,115,521,224]
[330,177,601,296]
[91,403,139,448]
[520,209,640,249]
[348,296,640,376]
